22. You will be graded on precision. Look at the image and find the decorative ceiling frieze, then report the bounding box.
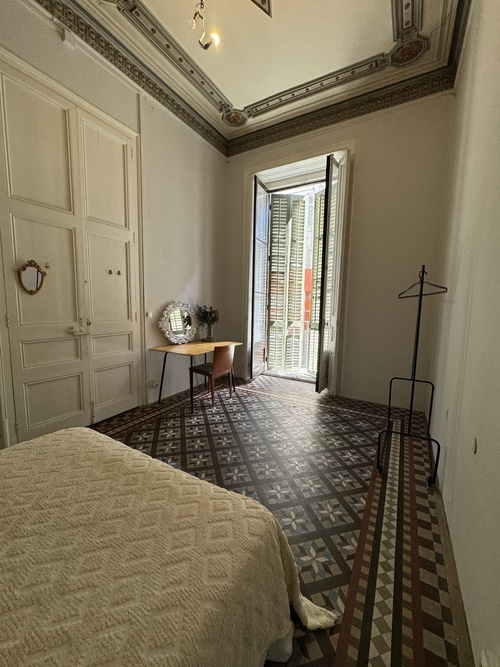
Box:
[238,0,430,122]
[113,0,431,127]
[227,66,456,156]
[242,52,396,120]
[31,0,470,157]
[34,0,227,153]
[119,0,231,115]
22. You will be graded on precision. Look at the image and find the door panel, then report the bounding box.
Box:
[285,197,306,372]
[87,233,130,322]
[2,75,73,211]
[93,363,134,407]
[308,190,325,374]
[327,151,351,395]
[268,194,307,374]
[24,374,84,428]
[267,194,288,371]
[21,338,81,368]
[79,110,140,422]
[316,155,338,393]
[92,333,132,357]
[316,151,351,395]
[251,178,270,378]
[12,216,79,325]
[82,120,128,227]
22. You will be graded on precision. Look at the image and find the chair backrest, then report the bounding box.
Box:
[212,344,235,375]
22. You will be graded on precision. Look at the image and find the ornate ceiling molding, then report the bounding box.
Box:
[113,0,431,127]
[227,66,456,157]
[35,0,227,153]
[118,0,231,116]
[240,0,429,122]
[32,0,470,158]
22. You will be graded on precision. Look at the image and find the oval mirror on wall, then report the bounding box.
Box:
[17,259,47,295]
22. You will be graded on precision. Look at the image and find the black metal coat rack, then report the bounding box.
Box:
[376,265,448,486]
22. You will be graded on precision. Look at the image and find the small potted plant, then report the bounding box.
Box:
[195,304,220,341]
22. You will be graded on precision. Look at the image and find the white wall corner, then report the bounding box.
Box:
[482,649,500,667]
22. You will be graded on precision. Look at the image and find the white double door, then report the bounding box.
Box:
[0,65,142,443]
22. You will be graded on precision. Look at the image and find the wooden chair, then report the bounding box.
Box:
[189,344,235,411]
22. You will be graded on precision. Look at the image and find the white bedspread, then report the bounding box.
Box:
[0,427,336,666]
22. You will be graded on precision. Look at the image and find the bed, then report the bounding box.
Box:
[0,427,336,666]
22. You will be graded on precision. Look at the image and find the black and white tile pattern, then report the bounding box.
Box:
[94,375,465,665]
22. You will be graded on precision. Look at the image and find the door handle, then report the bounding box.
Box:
[68,326,89,336]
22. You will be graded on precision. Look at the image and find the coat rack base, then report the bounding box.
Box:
[377,266,447,488]
[377,428,441,487]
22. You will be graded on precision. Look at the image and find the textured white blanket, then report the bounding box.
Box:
[0,428,336,666]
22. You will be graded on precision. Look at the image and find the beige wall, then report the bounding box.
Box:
[430,0,500,661]
[226,97,454,407]
[140,96,227,401]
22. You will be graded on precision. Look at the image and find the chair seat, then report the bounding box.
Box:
[191,362,213,375]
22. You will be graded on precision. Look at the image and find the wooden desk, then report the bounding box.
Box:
[151,341,242,404]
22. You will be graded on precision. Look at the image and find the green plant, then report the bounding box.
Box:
[195,304,220,326]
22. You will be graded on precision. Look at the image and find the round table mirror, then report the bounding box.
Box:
[158,301,197,344]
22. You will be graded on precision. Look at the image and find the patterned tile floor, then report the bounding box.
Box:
[93,375,468,666]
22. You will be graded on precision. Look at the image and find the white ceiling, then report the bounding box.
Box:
[145,0,394,107]
[46,0,469,152]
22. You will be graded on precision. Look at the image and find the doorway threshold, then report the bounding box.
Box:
[263,371,315,384]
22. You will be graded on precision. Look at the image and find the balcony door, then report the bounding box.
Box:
[251,151,350,394]
[316,151,350,394]
[251,178,270,378]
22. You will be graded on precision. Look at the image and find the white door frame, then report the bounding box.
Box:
[246,144,354,393]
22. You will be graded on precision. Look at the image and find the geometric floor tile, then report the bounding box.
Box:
[94,374,468,666]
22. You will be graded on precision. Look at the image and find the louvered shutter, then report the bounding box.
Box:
[268,195,288,370]
[308,190,325,373]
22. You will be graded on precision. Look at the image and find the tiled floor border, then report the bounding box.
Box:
[431,490,474,666]
[333,420,471,666]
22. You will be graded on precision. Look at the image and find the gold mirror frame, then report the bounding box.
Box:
[158,301,197,344]
[17,259,47,295]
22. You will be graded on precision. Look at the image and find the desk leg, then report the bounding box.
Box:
[158,352,168,404]
[190,356,194,412]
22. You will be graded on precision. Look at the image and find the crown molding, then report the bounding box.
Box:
[32,0,470,158]
[114,0,432,128]
[226,66,456,157]
[34,0,228,153]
